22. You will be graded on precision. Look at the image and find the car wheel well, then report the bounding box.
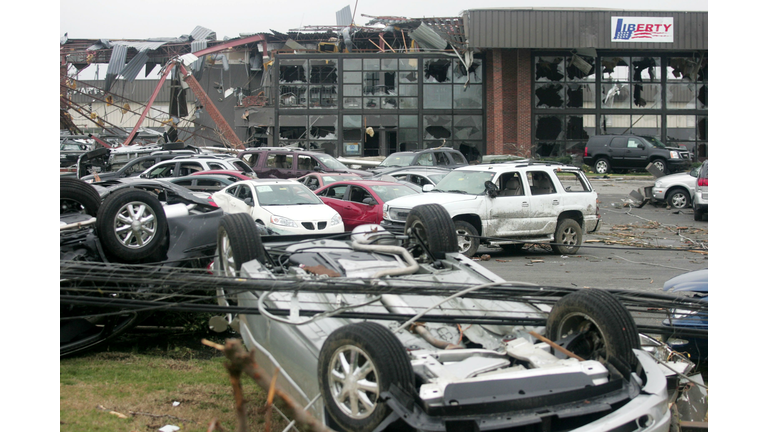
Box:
[452,214,482,236]
[558,211,583,226]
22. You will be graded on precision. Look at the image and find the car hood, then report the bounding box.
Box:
[655,172,696,187]
[385,192,480,208]
[264,203,340,221]
[663,269,708,294]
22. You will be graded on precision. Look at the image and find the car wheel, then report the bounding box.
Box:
[546,289,640,379]
[594,158,611,174]
[454,220,480,257]
[693,205,705,221]
[405,204,459,259]
[60,306,149,357]
[96,189,168,263]
[61,178,101,216]
[652,159,668,175]
[217,213,266,277]
[666,188,690,209]
[552,218,582,255]
[318,322,415,432]
[500,243,525,254]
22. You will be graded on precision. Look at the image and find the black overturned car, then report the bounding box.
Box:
[59,177,226,355]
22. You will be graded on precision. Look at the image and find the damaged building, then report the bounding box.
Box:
[60,7,708,163]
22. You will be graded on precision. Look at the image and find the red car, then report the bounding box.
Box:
[314,180,421,231]
[191,170,256,181]
[295,172,361,191]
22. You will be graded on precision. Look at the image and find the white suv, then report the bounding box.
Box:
[692,160,708,221]
[139,155,256,179]
[381,162,601,256]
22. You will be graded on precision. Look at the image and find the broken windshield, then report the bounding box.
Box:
[433,170,495,195]
[380,153,416,167]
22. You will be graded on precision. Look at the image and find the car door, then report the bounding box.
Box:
[317,184,352,228]
[485,172,531,237]
[264,153,295,179]
[608,137,629,169]
[342,186,380,229]
[524,170,560,234]
[624,137,649,168]
[217,184,255,217]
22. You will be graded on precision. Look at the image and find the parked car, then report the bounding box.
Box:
[211,208,697,432]
[583,135,692,175]
[79,154,184,183]
[370,166,451,188]
[315,180,421,231]
[60,140,94,168]
[662,269,708,363]
[381,162,601,257]
[370,148,468,175]
[139,155,256,179]
[167,174,240,193]
[60,177,225,355]
[693,160,708,221]
[211,179,344,235]
[651,166,700,209]
[295,172,361,191]
[238,147,372,179]
[190,170,257,181]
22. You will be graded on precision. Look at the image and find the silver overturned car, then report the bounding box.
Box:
[213,205,700,432]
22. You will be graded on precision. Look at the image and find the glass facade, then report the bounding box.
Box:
[533,53,708,163]
[272,54,484,159]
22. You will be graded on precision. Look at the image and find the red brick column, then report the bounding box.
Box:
[485,49,532,157]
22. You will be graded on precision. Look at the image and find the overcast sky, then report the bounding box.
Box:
[60,0,708,40]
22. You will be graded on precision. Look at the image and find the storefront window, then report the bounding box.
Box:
[566,83,596,108]
[453,85,482,109]
[424,115,452,141]
[535,83,565,108]
[535,57,564,82]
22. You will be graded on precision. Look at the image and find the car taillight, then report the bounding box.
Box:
[697,178,708,187]
[584,146,588,157]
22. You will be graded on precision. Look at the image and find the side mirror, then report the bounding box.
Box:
[140,173,149,179]
[638,144,646,150]
[244,197,254,207]
[362,197,375,206]
[484,181,499,198]
[422,184,435,192]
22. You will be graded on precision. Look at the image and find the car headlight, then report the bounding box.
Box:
[654,180,662,187]
[669,150,680,159]
[269,215,298,227]
[330,213,342,226]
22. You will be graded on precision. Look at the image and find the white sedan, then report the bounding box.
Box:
[212,179,344,235]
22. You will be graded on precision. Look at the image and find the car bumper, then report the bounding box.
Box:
[585,215,601,233]
[380,219,406,234]
[668,159,692,172]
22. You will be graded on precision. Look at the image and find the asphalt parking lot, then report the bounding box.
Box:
[473,176,708,293]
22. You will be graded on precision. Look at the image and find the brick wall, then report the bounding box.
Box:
[485,49,532,157]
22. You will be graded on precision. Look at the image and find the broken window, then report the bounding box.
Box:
[566,55,596,81]
[381,58,398,70]
[535,115,563,141]
[364,59,380,70]
[601,83,630,109]
[453,85,482,109]
[279,59,307,83]
[566,116,590,140]
[667,56,704,82]
[309,85,337,108]
[309,115,337,140]
[535,57,564,82]
[278,115,306,140]
[399,58,418,70]
[666,83,698,109]
[363,71,397,95]
[309,59,337,84]
[424,115,452,141]
[453,59,482,83]
[666,115,696,141]
[399,71,418,83]
[280,85,307,108]
[632,57,660,82]
[535,83,564,108]
[566,83,595,108]
[453,115,483,141]
[632,84,661,109]
[424,58,452,83]
[601,57,630,82]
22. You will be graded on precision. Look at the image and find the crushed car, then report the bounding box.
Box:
[60,177,227,355]
[211,205,702,432]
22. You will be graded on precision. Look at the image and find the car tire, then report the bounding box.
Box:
[546,289,641,379]
[454,220,480,257]
[60,308,149,357]
[61,178,101,216]
[318,322,415,432]
[405,204,459,259]
[666,188,690,209]
[594,158,611,174]
[217,213,266,277]
[693,205,705,221]
[552,218,582,255]
[652,159,668,175]
[96,188,168,262]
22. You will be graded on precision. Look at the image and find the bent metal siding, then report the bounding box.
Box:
[464,9,707,50]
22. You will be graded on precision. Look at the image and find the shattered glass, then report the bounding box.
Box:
[424,58,452,83]
[535,57,564,82]
[535,83,565,108]
[453,85,482,109]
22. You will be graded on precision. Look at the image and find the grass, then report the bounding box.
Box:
[60,329,290,432]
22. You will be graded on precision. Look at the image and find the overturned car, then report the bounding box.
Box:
[212,205,702,432]
[60,177,225,355]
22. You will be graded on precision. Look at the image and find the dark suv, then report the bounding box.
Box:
[583,135,692,175]
[370,148,468,175]
[238,147,372,179]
